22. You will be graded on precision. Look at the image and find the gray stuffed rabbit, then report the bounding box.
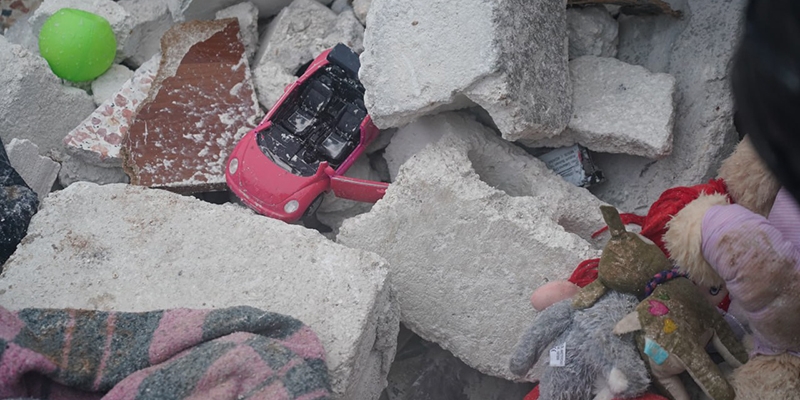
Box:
[509,290,651,400]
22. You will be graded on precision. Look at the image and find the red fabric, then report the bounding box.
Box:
[591,179,730,256]
[522,386,668,400]
[523,386,539,400]
[567,258,599,288]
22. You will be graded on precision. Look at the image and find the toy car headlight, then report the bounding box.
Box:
[284,200,300,214]
[228,157,238,174]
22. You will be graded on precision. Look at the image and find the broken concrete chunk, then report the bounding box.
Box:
[352,0,370,25]
[0,0,41,30]
[533,56,676,159]
[0,35,96,156]
[0,182,399,400]
[28,0,134,63]
[215,2,259,62]
[252,0,364,110]
[339,112,605,381]
[123,20,260,193]
[360,0,571,144]
[567,5,618,59]
[590,0,745,213]
[64,55,159,168]
[5,139,59,198]
[57,154,129,187]
[331,0,352,14]
[90,64,135,106]
[118,0,178,68]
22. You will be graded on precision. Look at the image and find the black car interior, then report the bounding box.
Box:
[256,45,369,177]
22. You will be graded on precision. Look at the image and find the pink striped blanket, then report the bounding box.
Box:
[0,306,331,399]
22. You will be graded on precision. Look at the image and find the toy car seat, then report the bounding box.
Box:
[285,80,333,136]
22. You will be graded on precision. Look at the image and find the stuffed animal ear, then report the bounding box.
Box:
[664,193,729,287]
[572,280,607,309]
[718,136,781,217]
[613,311,642,335]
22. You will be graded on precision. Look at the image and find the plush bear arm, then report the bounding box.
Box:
[701,204,800,311]
[665,193,730,287]
[509,299,574,376]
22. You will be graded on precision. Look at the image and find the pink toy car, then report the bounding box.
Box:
[226,44,388,226]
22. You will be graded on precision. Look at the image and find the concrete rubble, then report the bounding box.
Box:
[0,182,399,400]
[0,0,759,398]
[533,56,676,159]
[90,64,135,106]
[0,35,96,156]
[5,138,59,198]
[338,112,605,381]
[359,0,572,144]
[27,0,135,62]
[252,0,364,109]
[64,56,159,169]
[0,0,41,30]
[123,19,260,193]
[216,2,260,62]
[589,0,747,213]
[352,0,370,25]
[566,5,619,59]
[381,327,534,400]
[118,0,178,67]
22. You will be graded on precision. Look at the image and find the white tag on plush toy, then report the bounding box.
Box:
[549,342,566,367]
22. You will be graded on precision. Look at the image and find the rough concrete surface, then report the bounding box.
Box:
[56,153,129,187]
[338,112,605,381]
[352,0,370,25]
[533,56,676,159]
[252,0,364,110]
[0,182,399,400]
[566,5,618,59]
[360,0,571,144]
[90,64,135,106]
[589,0,746,213]
[118,0,178,67]
[0,35,96,156]
[5,138,59,199]
[29,0,135,63]
[216,1,259,62]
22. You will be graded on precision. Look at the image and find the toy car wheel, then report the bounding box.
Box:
[300,195,332,233]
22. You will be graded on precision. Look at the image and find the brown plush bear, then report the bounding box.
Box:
[665,136,800,400]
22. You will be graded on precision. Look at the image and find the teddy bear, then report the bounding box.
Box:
[664,136,800,400]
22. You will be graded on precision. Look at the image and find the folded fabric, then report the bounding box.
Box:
[0,305,331,400]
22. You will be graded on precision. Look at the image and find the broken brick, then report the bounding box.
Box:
[122,19,261,193]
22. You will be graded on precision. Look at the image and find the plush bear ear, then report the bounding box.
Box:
[719,136,781,217]
[664,193,729,287]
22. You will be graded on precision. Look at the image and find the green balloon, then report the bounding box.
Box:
[38,8,117,82]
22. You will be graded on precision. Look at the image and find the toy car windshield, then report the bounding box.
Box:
[256,44,368,177]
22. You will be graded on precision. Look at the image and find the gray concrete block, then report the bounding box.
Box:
[91,64,135,106]
[533,56,676,159]
[566,5,618,59]
[118,0,179,68]
[5,138,59,198]
[360,0,571,144]
[588,0,746,213]
[338,112,605,381]
[0,35,96,156]
[0,182,399,400]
